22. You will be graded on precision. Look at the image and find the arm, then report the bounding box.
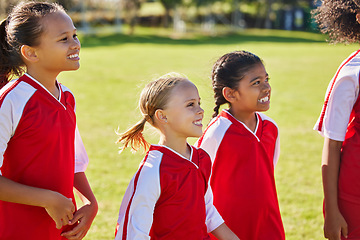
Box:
[0,175,75,229]
[115,153,161,240]
[61,172,98,240]
[211,223,239,240]
[322,137,347,240]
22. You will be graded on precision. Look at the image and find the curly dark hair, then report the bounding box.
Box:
[312,0,360,43]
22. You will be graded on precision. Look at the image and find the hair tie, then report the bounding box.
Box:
[143,114,152,122]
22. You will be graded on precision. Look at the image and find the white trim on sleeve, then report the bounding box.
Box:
[74,125,89,173]
[115,150,162,240]
[0,81,36,175]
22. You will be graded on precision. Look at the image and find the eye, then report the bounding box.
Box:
[187,102,194,107]
[252,80,260,86]
[265,77,270,82]
[60,37,68,42]
[73,34,78,39]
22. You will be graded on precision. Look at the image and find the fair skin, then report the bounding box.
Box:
[153,80,239,240]
[0,11,97,240]
[155,80,204,158]
[222,62,270,131]
[320,13,360,240]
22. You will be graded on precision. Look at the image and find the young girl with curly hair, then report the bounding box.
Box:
[313,0,360,239]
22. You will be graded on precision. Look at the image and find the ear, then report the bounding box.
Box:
[20,45,39,63]
[356,12,360,24]
[222,87,237,103]
[154,109,168,124]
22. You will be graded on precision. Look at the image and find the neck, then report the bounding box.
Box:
[228,108,257,132]
[158,134,190,159]
[26,67,60,98]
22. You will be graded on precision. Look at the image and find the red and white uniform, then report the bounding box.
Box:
[196,109,285,240]
[315,49,360,239]
[115,144,224,240]
[0,74,88,240]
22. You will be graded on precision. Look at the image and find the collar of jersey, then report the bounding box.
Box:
[221,109,261,142]
[150,144,199,169]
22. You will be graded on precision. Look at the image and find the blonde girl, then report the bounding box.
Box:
[115,73,239,240]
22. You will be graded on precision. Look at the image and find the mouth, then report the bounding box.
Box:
[258,95,269,103]
[67,53,79,60]
[193,119,203,126]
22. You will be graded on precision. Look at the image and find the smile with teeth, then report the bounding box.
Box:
[67,53,79,59]
[193,119,202,126]
[258,96,269,103]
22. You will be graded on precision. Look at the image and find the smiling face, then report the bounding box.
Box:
[33,11,80,76]
[230,63,271,115]
[161,80,204,139]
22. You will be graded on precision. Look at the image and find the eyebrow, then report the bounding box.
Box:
[57,28,77,37]
[184,98,201,103]
[249,73,269,83]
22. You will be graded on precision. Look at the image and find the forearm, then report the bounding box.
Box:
[322,137,342,213]
[211,223,239,240]
[73,172,98,210]
[0,175,57,208]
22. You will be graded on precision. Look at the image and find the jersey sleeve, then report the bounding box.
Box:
[0,97,12,175]
[204,184,224,233]
[273,131,280,167]
[314,74,359,141]
[0,81,35,175]
[196,117,232,164]
[115,150,162,240]
[74,125,89,173]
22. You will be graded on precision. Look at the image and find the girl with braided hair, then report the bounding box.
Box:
[313,0,360,239]
[196,50,285,240]
[115,73,239,240]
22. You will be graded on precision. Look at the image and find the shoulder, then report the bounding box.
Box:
[257,112,278,127]
[257,112,279,137]
[333,50,360,84]
[201,115,232,141]
[0,79,37,108]
[192,145,211,160]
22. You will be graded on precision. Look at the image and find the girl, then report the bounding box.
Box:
[115,73,239,240]
[313,0,360,239]
[0,2,97,240]
[196,51,285,240]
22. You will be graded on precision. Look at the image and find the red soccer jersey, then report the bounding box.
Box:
[0,74,88,240]
[115,145,224,240]
[315,50,360,238]
[196,110,285,240]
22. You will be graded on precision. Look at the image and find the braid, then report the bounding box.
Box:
[211,50,262,118]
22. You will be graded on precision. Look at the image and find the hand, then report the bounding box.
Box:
[61,202,98,240]
[324,209,348,240]
[43,191,75,229]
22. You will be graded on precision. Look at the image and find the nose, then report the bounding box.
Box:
[198,106,204,115]
[263,81,271,92]
[71,38,81,50]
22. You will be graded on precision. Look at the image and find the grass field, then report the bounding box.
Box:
[58,28,359,240]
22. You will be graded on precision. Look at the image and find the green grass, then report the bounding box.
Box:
[58,28,360,240]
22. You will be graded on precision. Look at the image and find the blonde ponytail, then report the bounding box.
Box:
[117,117,150,153]
[116,72,188,153]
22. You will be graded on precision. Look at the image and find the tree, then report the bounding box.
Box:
[158,0,182,27]
[123,0,144,34]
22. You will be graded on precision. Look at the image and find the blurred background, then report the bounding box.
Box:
[0,0,322,35]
